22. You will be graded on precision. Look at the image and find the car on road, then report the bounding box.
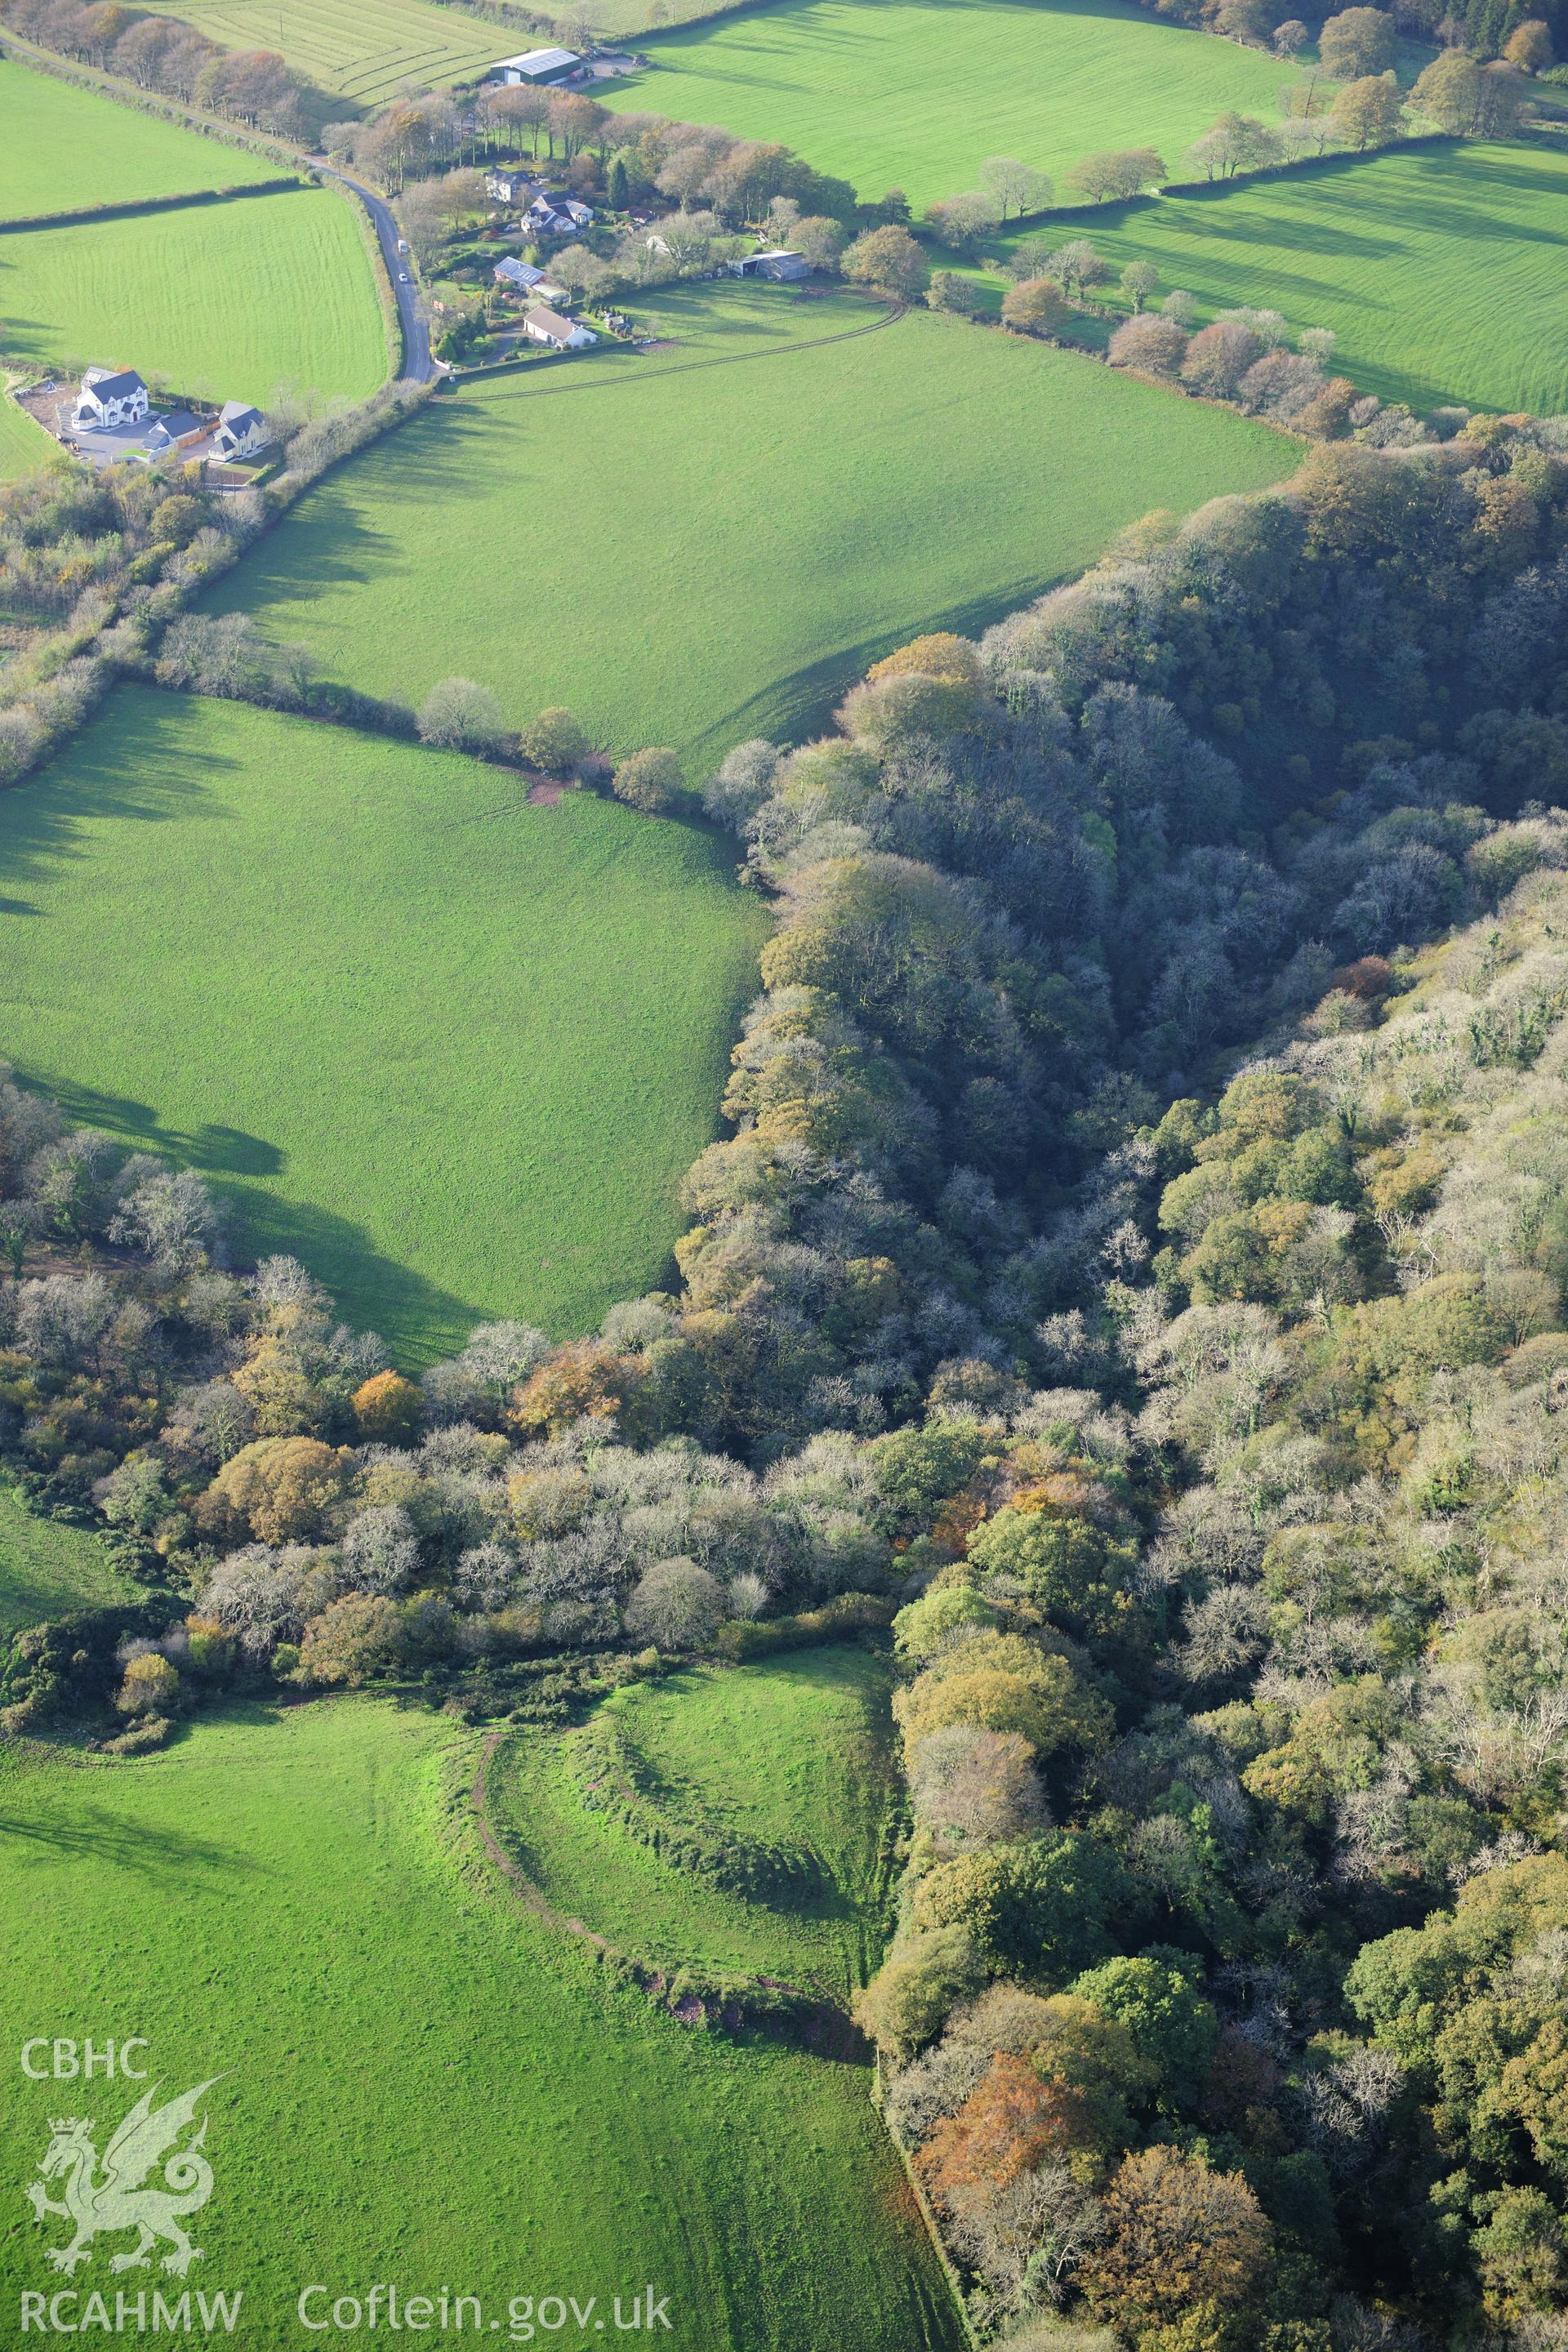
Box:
[399,270,411,282]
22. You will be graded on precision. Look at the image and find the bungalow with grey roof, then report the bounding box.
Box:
[522,305,597,351]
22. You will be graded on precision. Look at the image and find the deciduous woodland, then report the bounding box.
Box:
[7,0,1568,2337]
[8,428,1568,2341]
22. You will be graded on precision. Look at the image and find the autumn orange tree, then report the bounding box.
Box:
[919,2054,1099,2207]
[1080,2145,1272,2332]
[352,1370,421,1446]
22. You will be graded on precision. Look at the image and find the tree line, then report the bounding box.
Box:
[920,5,1544,257]
[2,0,317,137]
[1113,0,1562,69]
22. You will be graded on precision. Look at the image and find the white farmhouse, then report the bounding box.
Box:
[485,167,541,205]
[522,305,597,351]
[74,367,149,429]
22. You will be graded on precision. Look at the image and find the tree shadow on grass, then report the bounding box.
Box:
[13,1063,485,1361]
[200,402,500,618]
[704,575,1049,755]
[0,1805,250,1880]
[0,688,234,893]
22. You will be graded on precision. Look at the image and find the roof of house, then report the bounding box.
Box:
[220,400,263,429]
[523,305,582,342]
[754,248,804,261]
[495,257,547,284]
[82,368,145,402]
[493,45,579,73]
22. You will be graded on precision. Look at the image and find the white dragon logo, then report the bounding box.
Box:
[26,2078,223,2278]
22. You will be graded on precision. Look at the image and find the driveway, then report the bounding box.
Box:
[311,162,439,385]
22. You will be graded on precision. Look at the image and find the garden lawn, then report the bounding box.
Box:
[991,140,1568,416]
[131,0,502,109]
[599,0,1295,212]
[0,189,386,404]
[488,1646,902,1997]
[0,56,279,219]
[0,1482,138,1633]
[212,283,1297,777]
[0,687,768,1361]
[0,1697,962,2350]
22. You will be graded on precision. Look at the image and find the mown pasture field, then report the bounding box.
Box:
[131,0,501,109]
[0,687,768,1361]
[489,1647,902,1998]
[0,1695,963,2352]
[599,0,1295,211]
[212,283,1298,778]
[991,140,1568,416]
[0,188,387,406]
[0,56,279,219]
[0,1482,137,1633]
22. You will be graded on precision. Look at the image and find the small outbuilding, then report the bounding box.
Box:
[494,257,567,302]
[731,248,809,282]
[74,366,149,428]
[490,46,581,84]
[522,305,598,351]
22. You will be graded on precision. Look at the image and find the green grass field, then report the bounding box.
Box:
[0,56,279,220]
[0,188,386,406]
[132,0,503,109]
[0,1694,962,2350]
[0,687,767,1360]
[599,0,1295,211]
[211,283,1296,777]
[0,391,53,481]
[0,1483,138,1633]
[489,1648,901,1998]
[986,140,1568,416]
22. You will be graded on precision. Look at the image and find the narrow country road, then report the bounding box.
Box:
[312,162,438,385]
